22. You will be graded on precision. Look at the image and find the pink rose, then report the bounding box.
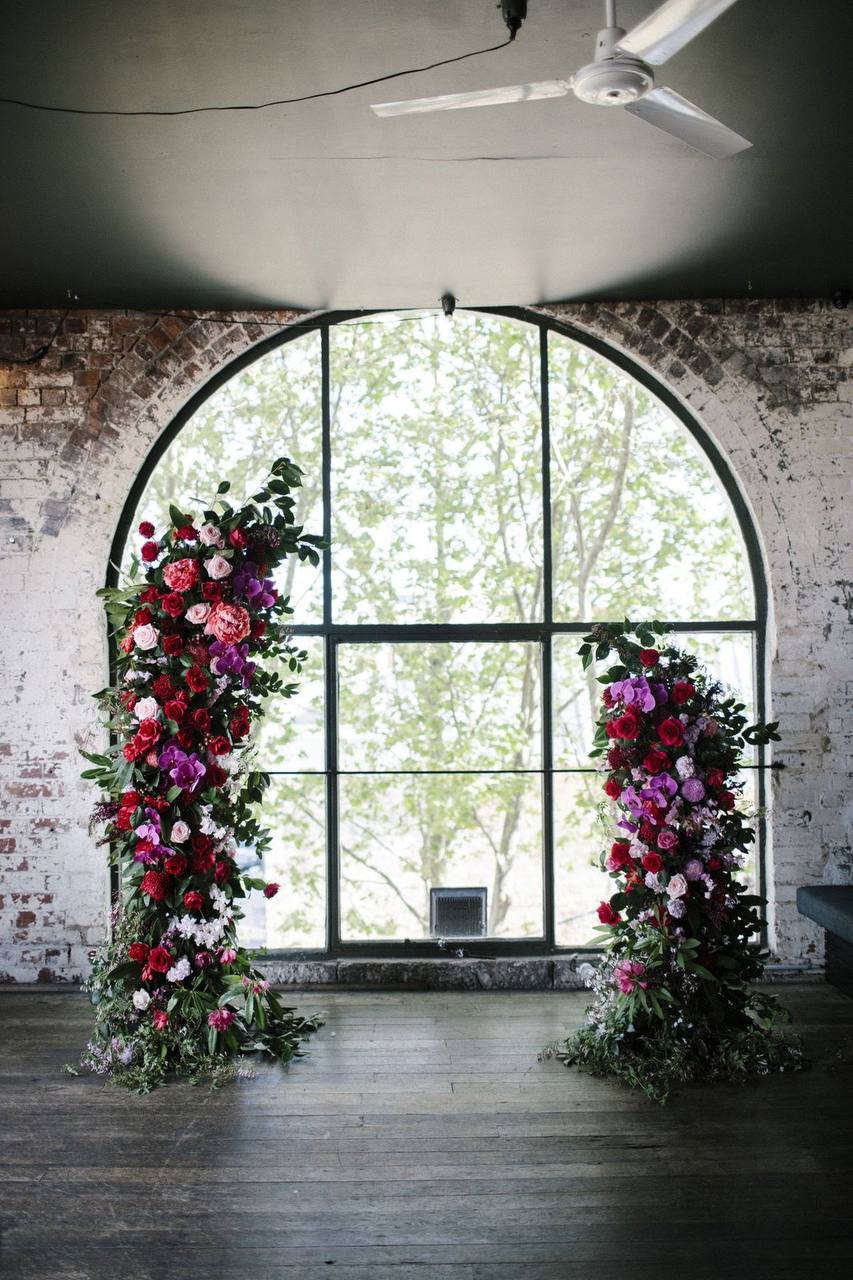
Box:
[185,602,211,626]
[205,554,232,580]
[198,522,223,547]
[133,696,159,721]
[133,623,159,651]
[162,558,199,593]
[667,873,688,898]
[170,820,190,843]
[657,828,679,850]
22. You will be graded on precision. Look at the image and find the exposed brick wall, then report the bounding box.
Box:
[1,301,851,981]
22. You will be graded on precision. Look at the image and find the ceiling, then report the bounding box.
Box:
[1,0,849,309]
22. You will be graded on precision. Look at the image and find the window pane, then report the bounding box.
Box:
[329,312,543,623]
[239,776,326,950]
[552,633,600,768]
[337,641,541,771]
[254,637,325,772]
[549,333,753,622]
[554,773,609,947]
[128,331,324,622]
[339,773,544,941]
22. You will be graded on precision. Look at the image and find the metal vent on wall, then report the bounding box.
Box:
[430,887,488,938]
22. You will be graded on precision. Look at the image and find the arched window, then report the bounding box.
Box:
[115,308,765,956]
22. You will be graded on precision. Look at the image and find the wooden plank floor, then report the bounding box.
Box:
[1,984,852,1280]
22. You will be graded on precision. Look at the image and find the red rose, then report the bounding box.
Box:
[128,942,149,963]
[152,675,177,701]
[175,524,197,541]
[134,719,161,750]
[121,790,141,808]
[671,680,696,706]
[717,789,736,810]
[615,710,641,741]
[707,767,725,788]
[639,648,660,668]
[642,851,663,873]
[161,592,185,618]
[208,735,232,757]
[214,859,231,884]
[708,857,722,871]
[603,778,622,801]
[202,581,223,602]
[134,607,153,627]
[140,871,168,902]
[207,764,228,788]
[191,849,215,874]
[643,748,670,775]
[147,945,172,973]
[176,728,196,749]
[164,696,188,723]
[183,890,204,912]
[186,667,208,693]
[191,833,213,854]
[604,720,619,740]
[163,634,184,657]
[134,838,156,860]
[152,1009,169,1031]
[164,853,188,877]
[263,882,280,900]
[115,808,133,831]
[657,717,685,747]
[596,901,620,926]
[609,841,631,869]
[162,558,200,593]
[190,707,212,733]
[230,706,251,739]
[250,619,267,639]
[138,521,155,538]
[123,741,143,762]
[140,585,159,604]
[141,540,160,563]
[229,527,248,549]
[206,601,251,646]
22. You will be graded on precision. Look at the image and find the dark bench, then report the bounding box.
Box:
[797,885,853,997]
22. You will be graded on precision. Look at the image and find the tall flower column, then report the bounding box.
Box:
[559,621,803,1102]
[81,458,324,1090]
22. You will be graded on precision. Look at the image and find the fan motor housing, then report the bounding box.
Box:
[572,56,654,106]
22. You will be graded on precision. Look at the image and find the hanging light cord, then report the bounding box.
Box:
[0,37,513,118]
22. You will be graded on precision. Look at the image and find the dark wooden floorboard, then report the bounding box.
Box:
[1,985,852,1279]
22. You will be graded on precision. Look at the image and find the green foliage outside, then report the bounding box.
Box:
[131,312,755,948]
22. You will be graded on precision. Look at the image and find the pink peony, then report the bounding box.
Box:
[205,601,251,646]
[162,558,199,593]
[205,554,232,580]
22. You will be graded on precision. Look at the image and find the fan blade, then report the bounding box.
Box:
[371,79,570,117]
[625,86,751,158]
[616,0,740,66]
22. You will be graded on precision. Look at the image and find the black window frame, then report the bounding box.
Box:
[110,305,768,958]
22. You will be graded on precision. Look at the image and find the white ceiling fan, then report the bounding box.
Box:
[371,0,751,159]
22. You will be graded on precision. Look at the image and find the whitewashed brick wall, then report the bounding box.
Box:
[1,301,850,981]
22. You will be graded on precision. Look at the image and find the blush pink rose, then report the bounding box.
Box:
[185,602,211,625]
[133,696,159,721]
[667,873,688,898]
[205,554,232,580]
[133,623,159,651]
[198,522,223,547]
[162,557,199,592]
[205,601,251,645]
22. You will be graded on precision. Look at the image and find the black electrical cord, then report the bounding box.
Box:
[0,38,514,118]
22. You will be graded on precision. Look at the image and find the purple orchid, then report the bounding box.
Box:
[164,749,207,793]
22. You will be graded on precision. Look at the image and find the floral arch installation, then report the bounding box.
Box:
[112,306,768,961]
